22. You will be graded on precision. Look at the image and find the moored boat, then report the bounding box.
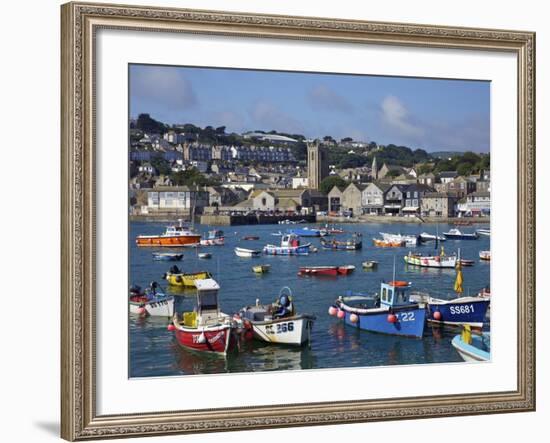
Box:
[419,232,446,242]
[252,264,271,274]
[237,287,315,346]
[198,252,212,259]
[476,228,491,236]
[136,220,201,247]
[320,234,362,251]
[242,235,260,241]
[380,232,420,246]
[372,238,404,248]
[443,228,479,240]
[479,250,491,261]
[152,252,183,261]
[362,260,379,269]
[404,250,457,268]
[451,326,490,362]
[235,247,262,258]
[298,266,338,276]
[200,229,225,246]
[129,282,174,317]
[163,265,212,287]
[329,280,426,338]
[460,259,475,267]
[337,265,356,275]
[171,279,239,354]
[288,227,327,237]
[264,234,311,256]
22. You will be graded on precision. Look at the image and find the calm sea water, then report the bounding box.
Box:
[129,221,490,377]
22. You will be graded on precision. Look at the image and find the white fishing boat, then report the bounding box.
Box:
[419,232,446,242]
[129,283,175,317]
[380,232,420,246]
[238,287,315,346]
[404,251,457,268]
[234,247,262,258]
[264,233,311,256]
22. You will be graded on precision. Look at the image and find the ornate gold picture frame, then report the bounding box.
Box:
[61,2,535,440]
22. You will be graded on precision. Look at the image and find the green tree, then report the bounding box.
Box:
[150,157,171,176]
[319,176,348,195]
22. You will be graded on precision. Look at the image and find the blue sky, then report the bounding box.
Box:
[130,64,490,153]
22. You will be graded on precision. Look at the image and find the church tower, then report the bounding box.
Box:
[371,156,378,180]
[307,141,329,190]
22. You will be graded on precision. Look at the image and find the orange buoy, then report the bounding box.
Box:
[389,280,409,287]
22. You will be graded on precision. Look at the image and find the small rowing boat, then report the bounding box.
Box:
[242,235,259,241]
[152,252,183,261]
[451,326,490,362]
[198,252,212,259]
[362,260,378,269]
[479,250,491,261]
[163,265,212,287]
[460,259,475,266]
[298,266,338,276]
[234,247,262,258]
[252,264,271,274]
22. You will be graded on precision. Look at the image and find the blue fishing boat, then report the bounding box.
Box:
[152,252,184,261]
[330,281,426,338]
[451,326,490,362]
[288,227,326,237]
[263,234,311,256]
[409,259,490,331]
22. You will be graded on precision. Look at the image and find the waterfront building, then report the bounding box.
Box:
[307,142,329,190]
[420,192,458,217]
[341,183,367,217]
[383,184,409,215]
[328,186,345,214]
[362,182,390,215]
[146,186,209,214]
[402,184,435,215]
[457,191,491,217]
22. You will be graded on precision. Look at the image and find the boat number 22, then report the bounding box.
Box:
[398,312,415,322]
[266,322,294,334]
[449,305,475,315]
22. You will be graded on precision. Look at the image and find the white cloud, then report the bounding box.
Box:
[307,85,354,113]
[131,66,198,110]
[380,95,424,138]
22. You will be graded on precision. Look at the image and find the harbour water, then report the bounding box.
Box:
[129,221,490,377]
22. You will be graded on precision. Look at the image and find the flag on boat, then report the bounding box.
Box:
[454,260,463,294]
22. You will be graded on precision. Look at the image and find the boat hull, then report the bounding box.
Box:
[404,254,457,268]
[298,266,338,276]
[427,297,490,330]
[264,244,311,255]
[129,296,174,317]
[235,247,261,257]
[443,234,479,240]
[339,303,426,338]
[249,315,315,346]
[165,271,212,287]
[451,334,490,362]
[200,238,225,246]
[174,324,238,354]
[136,235,201,247]
[152,253,183,261]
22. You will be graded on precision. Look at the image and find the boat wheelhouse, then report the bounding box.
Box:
[331,281,426,338]
[200,229,225,246]
[171,279,239,354]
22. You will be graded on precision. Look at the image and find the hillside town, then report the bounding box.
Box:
[129,115,490,225]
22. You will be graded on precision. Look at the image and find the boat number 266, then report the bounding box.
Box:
[266,322,294,334]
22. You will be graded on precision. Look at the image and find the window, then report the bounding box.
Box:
[382,288,387,302]
[262,198,266,206]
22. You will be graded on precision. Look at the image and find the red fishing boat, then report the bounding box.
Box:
[298,266,338,276]
[171,279,239,354]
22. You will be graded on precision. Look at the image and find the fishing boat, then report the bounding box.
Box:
[443,228,479,240]
[252,264,271,274]
[200,229,225,246]
[171,279,239,354]
[152,252,183,261]
[298,266,338,276]
[263,234,311,256]
[198,252,212,259]
[337,265,356,275]
[136,219,201,247]
[329,280,426,338]
[129,282,174,317]
[324,224,345,234]
[404,250,457,268]
[479,250,491,261]
[320,234,362,251]
[288,227,326,237]
[372,238,404,248]
[163,265,212,287]
[237,287,316,346]
[419,232,446,242]
[380,232,420,246]
[362,260,378,269]
[451,326,490,362]
[242,235,260,241]
[409,260,490,331]
[235,247,262,258]
[476,228,491,237]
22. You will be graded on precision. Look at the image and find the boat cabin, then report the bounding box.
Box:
[194,279,222,326]
[281,234,300,248]
[380,282,412,308]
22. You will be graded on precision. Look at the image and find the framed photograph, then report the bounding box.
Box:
[61,1,535,440]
